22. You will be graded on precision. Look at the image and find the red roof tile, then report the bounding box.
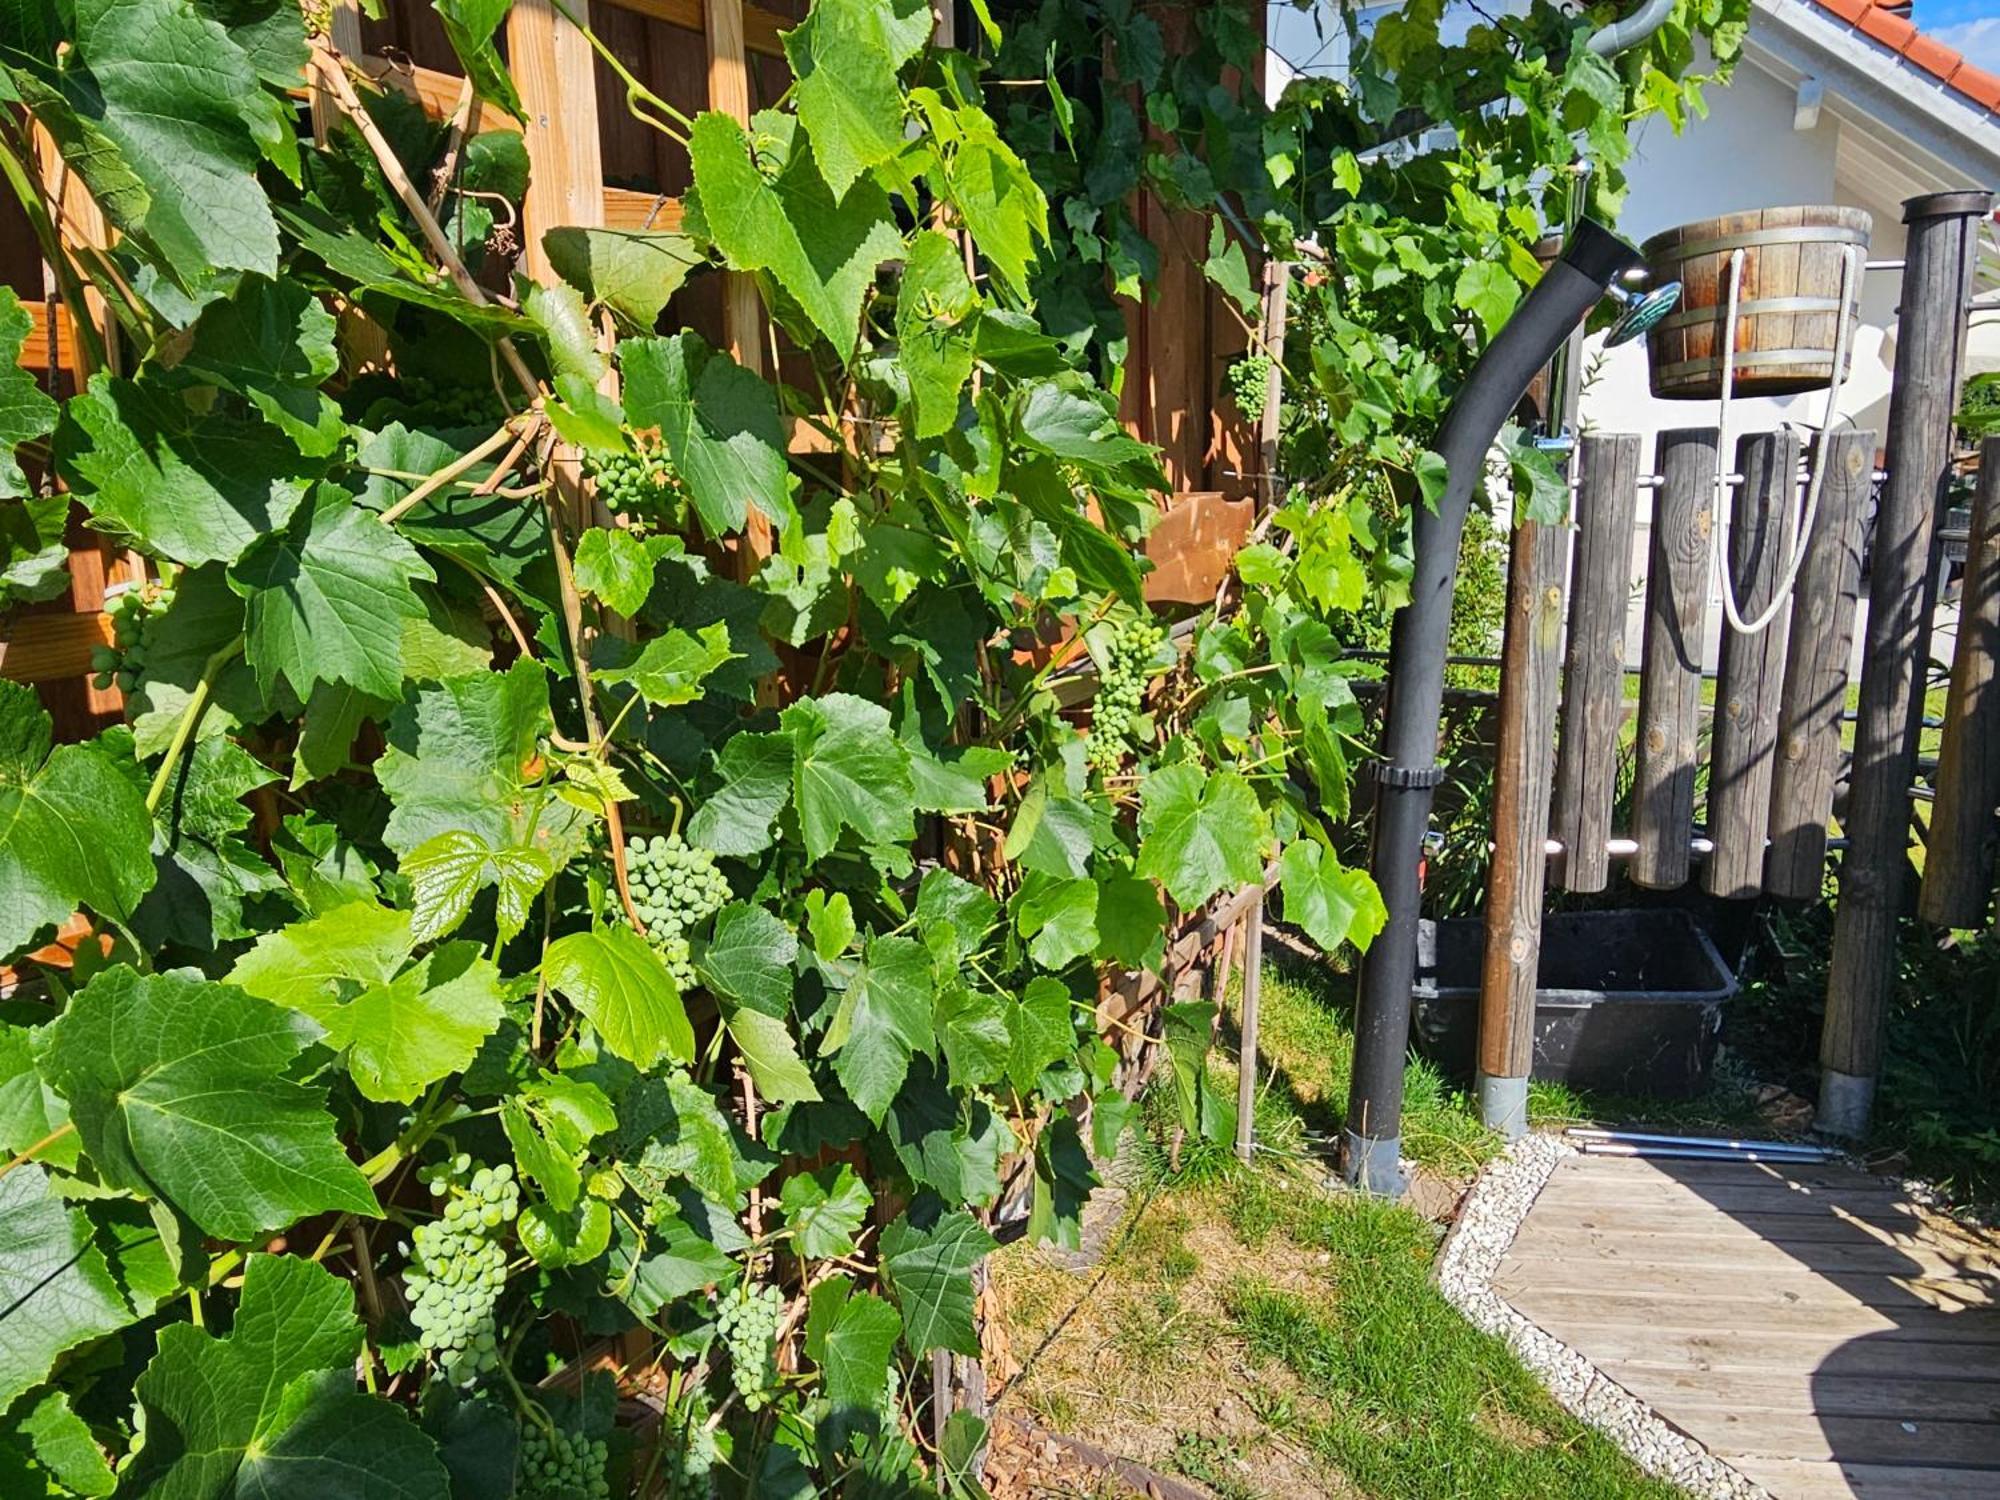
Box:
[1806,0,2000,114]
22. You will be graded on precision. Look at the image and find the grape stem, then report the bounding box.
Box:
[145,636,245,816]
[0,1121,75,1182]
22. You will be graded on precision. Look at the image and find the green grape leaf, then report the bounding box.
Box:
[404,829,555,945]
[806,1279,902,1416]
[0,1022,76,1172]
[180,275,345,456]
[519,1196,613,1268]
[10,1387,115,1497]
[432,0,526,121]
[1003,773,1100,881]
[124,564,265,758]
[687,111,903,359]
[1007,977,1075,1094]
[1136,764,1269,909]
[293,681,386,789]
[543,225,704,329]
[784,0,927,201]
[0,1165,135,1409]
[39,968,377,1242]
[895,229,978,439]
[275,202,526,335]
[1094,872,1165,968]
[0,682,156,957]
[914,868,998,966]
[638,1073,744,1205]
[820,935,932,1123]
[377,661,561,859]
[5,0,280,286]
[886,1068,1009,1204]
[724,1006,821,1106]
[777,1162,873,1260]
[1278,840,1387,953]
[1026,1114,1098,1250]
[58,372,313,565]
[123,1254,450,1499]
[687,731,793,856]
[230,903,505,1104]
[1016,381,1156,471]
[138,731,285,953]
[912,96,1046,300]
[616,1212,734,1313]
[696,903,798,1017]
[545,926,694,1069]
[934,986,1010,1090]
[780,693,915,863]
[1012,871,1098,969]
[592,621,737,706]
[571,527,681,616]
[622,332,795,539]
[232,495,435,702]
[879,1205,995,1357]
[805,889,855,960]
[1455,259,1520,342]
[502,1097,582,1212]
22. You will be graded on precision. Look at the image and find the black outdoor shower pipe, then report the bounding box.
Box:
[1342,219,1645,1195]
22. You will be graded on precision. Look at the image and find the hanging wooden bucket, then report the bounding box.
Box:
[1641,206,1873,401]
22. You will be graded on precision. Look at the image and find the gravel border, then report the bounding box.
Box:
[1433,1133,1767,1499]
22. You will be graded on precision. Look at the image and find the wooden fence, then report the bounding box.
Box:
[2,0,1268,743]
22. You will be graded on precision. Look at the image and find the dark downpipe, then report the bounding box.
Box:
[1342,220,1644,1194]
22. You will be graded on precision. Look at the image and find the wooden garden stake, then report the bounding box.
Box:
[1234,894,1263,1163]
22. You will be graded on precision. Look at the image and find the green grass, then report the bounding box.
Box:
[1222,1191,1681,1500]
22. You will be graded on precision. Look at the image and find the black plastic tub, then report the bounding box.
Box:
[1410,909,1736,1099]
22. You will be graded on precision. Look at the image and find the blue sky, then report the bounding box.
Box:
[1922,0,2000,73]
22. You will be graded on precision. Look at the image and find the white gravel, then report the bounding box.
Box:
[1433,1133,1768,1499]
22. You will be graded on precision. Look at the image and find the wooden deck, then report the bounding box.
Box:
[1494,1153,2000,1498]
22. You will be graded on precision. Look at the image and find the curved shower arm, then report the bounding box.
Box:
[1586,0,1678,57]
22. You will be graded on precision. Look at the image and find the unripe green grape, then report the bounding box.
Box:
[403,1154,519,1383]
[714,1281,784,1411]
[1089,613,1167,774]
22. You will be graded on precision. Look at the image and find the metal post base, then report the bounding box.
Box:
[1817,1068,1876,1139]
[1476,1072,1530,1140]
[1342,1130,1406,1197]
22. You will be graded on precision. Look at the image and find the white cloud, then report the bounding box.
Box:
[1933,15,2000,74]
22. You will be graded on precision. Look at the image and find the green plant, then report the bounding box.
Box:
[0,0,1410,1492]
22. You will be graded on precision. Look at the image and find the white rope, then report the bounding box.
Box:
[1712,243,1862,637]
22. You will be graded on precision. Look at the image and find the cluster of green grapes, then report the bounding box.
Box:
[587,443,687,530]
[625,834,731,989]
[90,578,173,696]
[1088,614,1167,774]
[517,1418,610,1500]
[715,1282,784,1411]
[1225,352,1274,418]
[360,373,507,432]
[404,1156,518,1382]
[658,1407,719,1500]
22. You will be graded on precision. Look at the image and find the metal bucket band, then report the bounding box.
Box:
[1652,295,1856,334]
[1652,224,1872,261]
[1652,348,1855,381]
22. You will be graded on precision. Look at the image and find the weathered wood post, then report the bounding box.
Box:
[1235,895,1263,1163]
[1632,428,1720,888]
[1475,512,1567,1136]
[1767,428,1875,900]
[1820,190,1991,1137]
[1551,433,1641,893]
[1920,437,2000,926]
[1706,430,1800,898]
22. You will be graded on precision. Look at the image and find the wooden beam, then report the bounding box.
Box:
[0,613,113,685]
[508,0,608,283]
[599,0,788,57]
[18,303,79,379]
[600,188,685,233]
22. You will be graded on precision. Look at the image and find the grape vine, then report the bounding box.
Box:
[0,0,1736,1492]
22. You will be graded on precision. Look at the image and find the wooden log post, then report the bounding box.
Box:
[1920,437,2000,926]
[1550,432,1640,892]
[1234,894,1263,1164]
[1767,428,1874,900]
[1631,428,1719,888]
[509,0,607,286]
[1475,514,1567,1137]
[1705,429,1800,899]
[1820,190,1992,1137]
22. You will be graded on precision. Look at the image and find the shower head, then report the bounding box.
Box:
[1604,279,1682,346]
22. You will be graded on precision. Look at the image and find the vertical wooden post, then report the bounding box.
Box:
[1820,190,1991,1137]
[1920,437,2000,926]
[1234,895,1263,1163]
[1704,429,1800,898]
[1475,514,1567,1137]
[509,0,607,286]
[1631,427,1720,889]
[1550,432,1640,892]
[1255,260,1289,515]
[1767,428,1874,900]
[703,0,773,574]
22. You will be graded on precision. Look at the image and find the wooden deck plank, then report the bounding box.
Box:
[1520,1202,1957,1244]
[1535,1325,2000,1377]
[1496,1255,1999,1312]
[1688,1409,2000,1468]
[1595,1367,2000,1423]
[1507,1221,2000,1277]
[1507,1286,2000,1342]
[1732,1457,2000,1499]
